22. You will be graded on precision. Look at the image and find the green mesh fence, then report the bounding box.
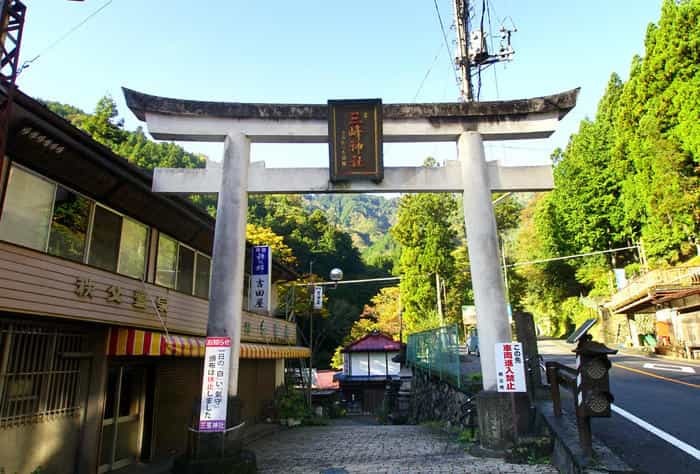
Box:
[406,324,463,388]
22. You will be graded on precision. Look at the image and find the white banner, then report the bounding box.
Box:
[198,337,231,432]
[313,285,323,310]
[248,245,271,313]
[495,342,527,393]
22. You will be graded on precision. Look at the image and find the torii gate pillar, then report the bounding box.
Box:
[459,131,511,389]
[460,131,517,450]
[207,133,249,426]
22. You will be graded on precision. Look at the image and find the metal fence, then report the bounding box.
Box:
[406,324,463,388]
[0,321,87,428]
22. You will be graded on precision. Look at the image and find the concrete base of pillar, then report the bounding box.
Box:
[513,392,535,435]
[476,391,515,451]
[174,397,254,473]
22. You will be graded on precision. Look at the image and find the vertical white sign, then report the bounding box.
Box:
[495,342,527,393]
[199,336,231,432]
[248,245,271,313]
[313,285,323,310]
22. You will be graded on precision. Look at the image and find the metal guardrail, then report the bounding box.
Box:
[406,324,463,388]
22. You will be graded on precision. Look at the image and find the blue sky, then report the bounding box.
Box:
[17,1,663,169]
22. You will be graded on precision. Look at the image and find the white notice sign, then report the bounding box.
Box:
[313,285,323,310]
[199,337,231,431]
[495,342,526,393]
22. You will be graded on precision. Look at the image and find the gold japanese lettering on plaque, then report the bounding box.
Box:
[328,99,383,183]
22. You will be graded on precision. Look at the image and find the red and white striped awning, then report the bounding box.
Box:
[106,327,310,359]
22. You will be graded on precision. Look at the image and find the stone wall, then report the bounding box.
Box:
[409,369,480,429]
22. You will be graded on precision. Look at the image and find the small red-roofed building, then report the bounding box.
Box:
[334,331,405,414]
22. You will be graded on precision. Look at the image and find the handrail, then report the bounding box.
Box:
[545,361,593,457]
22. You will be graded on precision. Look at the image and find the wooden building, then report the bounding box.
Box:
[0,89,308,473]
[335,331,403,414]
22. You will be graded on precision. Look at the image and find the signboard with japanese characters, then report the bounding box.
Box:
[199,336,231,432]
[328,99,383,183]
[495,342,527,393]
[312,285,323,310]
[248,245,271,313]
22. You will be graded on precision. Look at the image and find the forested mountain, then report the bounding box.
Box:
[304,194,400,272]
[512,0,700,336]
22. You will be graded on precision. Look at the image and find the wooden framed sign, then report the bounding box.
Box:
[328,99,383,183]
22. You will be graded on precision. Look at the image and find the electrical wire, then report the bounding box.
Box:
[432,0,460,90]
[506,246,640,269]
[486,0,500,98]
[413,42,444,102]
[18,0,114,75]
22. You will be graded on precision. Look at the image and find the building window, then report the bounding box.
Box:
[117,217,148,280]
[0,322,87,427]
[176,245,195,294]
[157,234,211,297]
[48,185,91,263]
[156,234,178,289]
[88,205,122,272]
[194,253,211,298]
[88,206,148,280]
[0,166,55,252]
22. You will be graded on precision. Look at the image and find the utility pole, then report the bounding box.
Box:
[436,272,444,324]
[452,0,515,102]
[453,0,473,101]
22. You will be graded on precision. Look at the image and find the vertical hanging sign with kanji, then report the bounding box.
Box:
[328,99,383,183]
[248,245,271,313]
[198,336,231,432]
[312,285,323,310]
[495,342,527,392]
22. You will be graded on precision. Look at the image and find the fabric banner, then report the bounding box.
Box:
[199,337,231,432]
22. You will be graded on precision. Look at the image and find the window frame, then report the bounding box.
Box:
[156,232,212,297]
[1,164,212,293]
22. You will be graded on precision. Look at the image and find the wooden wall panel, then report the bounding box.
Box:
[0,242,297,344]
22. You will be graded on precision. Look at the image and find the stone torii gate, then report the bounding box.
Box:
[123,87,578,447]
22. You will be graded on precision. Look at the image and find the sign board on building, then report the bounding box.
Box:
[328,99,383,183]
[248,245,271,313]
[494,342,526,393]
[199,336,231,432]
[462,305,477,326]
[313,285,323,310]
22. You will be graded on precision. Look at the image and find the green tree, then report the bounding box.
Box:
[392,192,458,332]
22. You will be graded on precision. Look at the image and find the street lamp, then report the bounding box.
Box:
[307,267,343,409]
[329,268,344,288]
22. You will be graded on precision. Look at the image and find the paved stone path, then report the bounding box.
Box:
[247,423,557,473]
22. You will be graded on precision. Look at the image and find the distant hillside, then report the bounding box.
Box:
[305,195,400,272]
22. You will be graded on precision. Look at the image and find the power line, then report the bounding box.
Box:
[290,276,401,287]
[433,0,460,90]
[19,0,114,75]
[485,0,500,98]
[506,246,640,269]
[413,42,444,102]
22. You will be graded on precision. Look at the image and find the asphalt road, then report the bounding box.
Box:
[538,339,700,474]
